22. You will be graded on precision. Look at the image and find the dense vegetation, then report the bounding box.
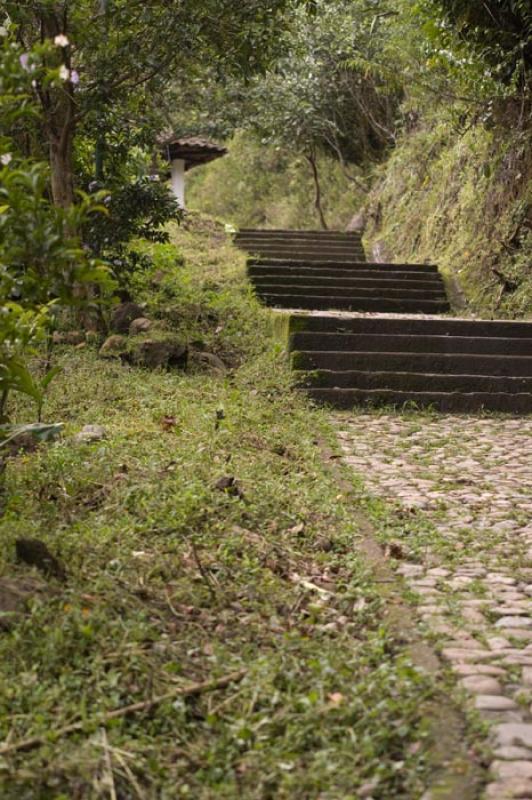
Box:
[188,0,531,316]
[0,1,529,795]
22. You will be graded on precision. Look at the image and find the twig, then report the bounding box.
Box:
[101,729,117,800]
[190,540,218,602]
[0,670,247,756]
[112,750,145,800]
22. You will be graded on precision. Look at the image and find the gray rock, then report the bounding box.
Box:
[476,695,518,711]
[492,761,532,780]
[453,664,507,677]
[461,676,503,695]
[485,779,532,798]
[74,424,107,443]
[497,617,532,629]
[129,317,152,336]
[129,337,188,370]
[110,302,144,334]
[99,335,127,358]
[494,747,532,760]
[522,668,532,687]
[442,647,492,663]
[494,724,532,749]
[195,351,228,374]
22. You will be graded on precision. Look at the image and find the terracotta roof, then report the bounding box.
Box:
[160,135,227,171]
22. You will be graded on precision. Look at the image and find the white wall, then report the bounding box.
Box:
[170,158,186,208]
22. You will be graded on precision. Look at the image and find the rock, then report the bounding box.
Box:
[15,538,66,581]
[494,724,532,749]
[485,779,532,799]
[129,337,188,370]
[110,302,144,334]
[452,664,507,677]
[214,475,245,500]
[74,424,107,443]
[523,668,532,687]
[195,351,228,374]
[441,647,493,663]
[129,317,152,336]
[99,335,127,358]
[492,761,532,780]
[488,637,513,651]
[475,695,518,711]
[494,747,532,760]
[0,576,47,630]
[497,617,532,629]
[461,676,503,695]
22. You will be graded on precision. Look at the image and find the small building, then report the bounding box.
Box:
[161,135,227,209]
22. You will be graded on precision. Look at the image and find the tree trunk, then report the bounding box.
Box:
[41,10,76,210]
[49,128,75,209]
[306,150,328,230]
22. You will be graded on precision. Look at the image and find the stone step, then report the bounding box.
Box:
[236,229,362,241]
[304,388,532,413]
[260,293,450,313]
[249,258,439,274]
[257,284,447,300]
[297,370,532,394]
[243,247,367,262]
[237,236,364,246]
[290,332,532,356]
[289,314,532,339]
[249,266,445,285]
[292,351,532,377]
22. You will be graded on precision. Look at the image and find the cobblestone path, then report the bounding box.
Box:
[334,413,532,800]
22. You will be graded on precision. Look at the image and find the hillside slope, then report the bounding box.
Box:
[365,108,531,319]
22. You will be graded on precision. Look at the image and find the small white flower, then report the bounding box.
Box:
[54,34,69,47]
[1,153,12,166]
[70,69,79,85]
[59,64,70,81]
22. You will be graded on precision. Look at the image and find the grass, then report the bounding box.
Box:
[0,217,438,799]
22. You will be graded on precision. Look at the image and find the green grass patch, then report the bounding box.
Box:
[0,218,437,799]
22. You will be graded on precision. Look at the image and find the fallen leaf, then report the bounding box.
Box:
[327,692,345,706]
[161,416,177,431]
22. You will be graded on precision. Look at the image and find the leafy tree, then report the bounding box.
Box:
[0,33,112,420]
[433,0,531,79]
[190,0,401,228]
[5,0,299,210]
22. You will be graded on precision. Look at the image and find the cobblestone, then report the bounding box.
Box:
[334,412,532,798]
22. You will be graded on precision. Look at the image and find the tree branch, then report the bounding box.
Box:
[0,669,247,756]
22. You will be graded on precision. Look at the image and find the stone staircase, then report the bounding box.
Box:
[235,228,532,413]
[236,229,450,314]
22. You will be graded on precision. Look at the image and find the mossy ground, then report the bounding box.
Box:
[0,219,440,799]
